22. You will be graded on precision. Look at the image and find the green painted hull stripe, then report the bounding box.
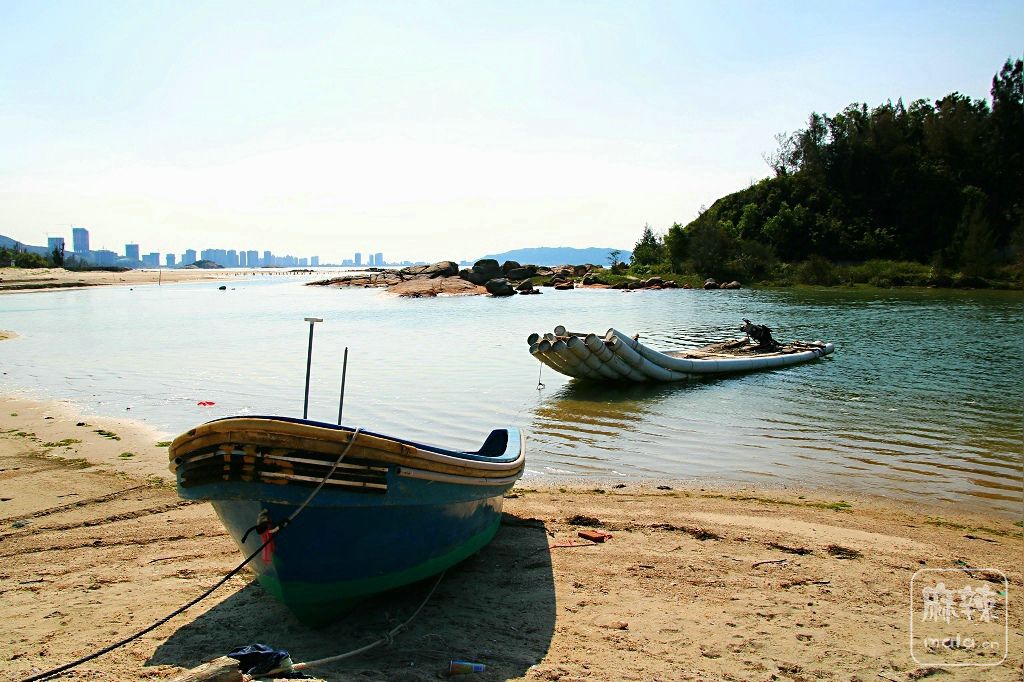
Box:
[256,516,502,622]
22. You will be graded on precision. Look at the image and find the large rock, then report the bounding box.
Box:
[515,279,534,292]
[722,280,741,290]
[501,260,521,274]
[466,259,503,285]
[399,261,458,279]
[703,278,719,290]
[553,281,575,290]
[485,278,516,296]
[506,265,537,281]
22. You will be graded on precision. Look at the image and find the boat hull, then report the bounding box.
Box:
[205,478,506,625]
[169,418,524,625]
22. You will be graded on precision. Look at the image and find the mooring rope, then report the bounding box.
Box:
[20,427,363,682]
[536,362,545,390]
[258,569,447,678]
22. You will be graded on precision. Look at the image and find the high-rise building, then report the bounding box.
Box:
[311,256,319,266]
[125,244,140,261]
[47,237,65,254]
[183,249,197,265]
[263,250,272,267]
[247,250,259,268]
[72,227,90,253]
[375,252,383,266]
[142,252,160,267]
[94,249,116,266]
[354,252,362,266]
[166,254,176,267]
[239,251,247,267]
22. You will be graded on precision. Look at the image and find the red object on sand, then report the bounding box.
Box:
[578,529,612,543]
[197,401,215,406]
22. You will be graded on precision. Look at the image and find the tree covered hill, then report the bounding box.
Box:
[658,57,1023,284]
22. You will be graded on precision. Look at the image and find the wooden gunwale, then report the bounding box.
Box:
[176,457,388,486]
[169,419,524,479]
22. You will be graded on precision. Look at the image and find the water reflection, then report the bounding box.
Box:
[0,280,1021,516]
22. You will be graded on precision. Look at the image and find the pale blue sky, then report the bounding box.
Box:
[1,1,1021,263]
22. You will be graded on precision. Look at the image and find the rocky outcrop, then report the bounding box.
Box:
[703,278,719,290]
[485,278,516,296]
[722,281,742,289]
[462,259,503,285]
[501,260,521,274]
[506,265,537,281]
[398,261,459,279]
[516,280,541,295]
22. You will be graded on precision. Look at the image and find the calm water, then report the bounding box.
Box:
[1,276,1021,516]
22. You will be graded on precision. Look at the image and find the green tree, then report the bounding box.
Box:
[607,249,623,268]
[664,222,688,269]
[630,224,665,267]
[956,187,997,276]
[14,251,49,268]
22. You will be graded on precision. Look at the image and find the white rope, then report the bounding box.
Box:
[257,569,447,677]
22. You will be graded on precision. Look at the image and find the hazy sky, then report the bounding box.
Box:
[1,1,1021,263]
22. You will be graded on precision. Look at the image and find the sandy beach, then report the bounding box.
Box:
[0,267,331,293]
[1,397,1020,681]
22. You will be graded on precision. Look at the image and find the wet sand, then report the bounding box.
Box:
[1,398,1021,681]
[0,267,334,293]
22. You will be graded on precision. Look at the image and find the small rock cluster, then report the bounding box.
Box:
[702,278,742,290]
[309,259,742,297]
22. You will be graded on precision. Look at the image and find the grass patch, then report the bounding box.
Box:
[53,456,92,469]
[925,517,1022,539]
[9,412,17,417]
[43,438,81,448]
[94,429,121,440]
[155,440,172,448]
[812,500,852,512]
[118,452,135,459]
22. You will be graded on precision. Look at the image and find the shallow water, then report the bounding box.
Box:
[1,276,1021,516]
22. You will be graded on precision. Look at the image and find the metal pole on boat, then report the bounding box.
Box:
[302,317,323,419]
[337,347,348,425]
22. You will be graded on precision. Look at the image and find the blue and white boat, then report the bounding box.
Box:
[169,416,524,625]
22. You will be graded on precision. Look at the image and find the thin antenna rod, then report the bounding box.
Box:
[337,347,349,425]
[302,317,323,419]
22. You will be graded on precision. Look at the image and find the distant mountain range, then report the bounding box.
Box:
[0,234,49,256]
[476,246,630,267]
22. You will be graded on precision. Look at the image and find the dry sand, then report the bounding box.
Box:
[0,267,335,293]
[1,398,1021,681]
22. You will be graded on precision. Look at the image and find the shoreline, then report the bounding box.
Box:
[1,399,1021,680]
[2,394,1013,522]
[0,267,348,294]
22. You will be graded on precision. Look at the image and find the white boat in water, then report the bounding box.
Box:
[528,325,834,382]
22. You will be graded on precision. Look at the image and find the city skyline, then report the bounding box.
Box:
[2,224,409,268]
